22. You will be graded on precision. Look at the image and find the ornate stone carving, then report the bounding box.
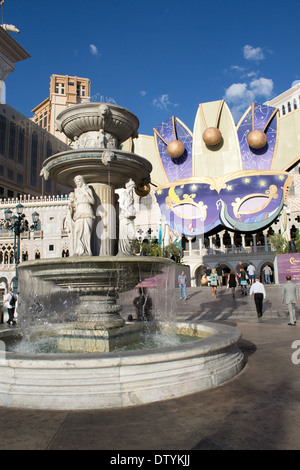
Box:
[70,130,119,149]
[102,150,115,165]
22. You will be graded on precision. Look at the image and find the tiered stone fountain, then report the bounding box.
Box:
[0,102,244,410]
[20,102,171,352]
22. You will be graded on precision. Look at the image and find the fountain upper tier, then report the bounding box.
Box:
[40,102,152,188]
[55,102,139,143]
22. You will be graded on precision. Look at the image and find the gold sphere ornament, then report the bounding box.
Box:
[166,139,185,158]
[135,183,151,197]
[202,127,222,146]
[247,130,267,149]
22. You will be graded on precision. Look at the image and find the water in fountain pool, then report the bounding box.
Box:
[10,258,182,353]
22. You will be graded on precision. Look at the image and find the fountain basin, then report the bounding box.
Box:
[0,321,244,410]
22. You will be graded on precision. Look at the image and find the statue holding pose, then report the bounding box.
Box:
[118,179,136,255]
[70,175,95,256]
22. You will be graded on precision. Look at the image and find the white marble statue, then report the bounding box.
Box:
[118,179,136,255]
[70,175,95,256]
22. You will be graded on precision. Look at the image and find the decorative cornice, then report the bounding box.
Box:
[0,27,30,63]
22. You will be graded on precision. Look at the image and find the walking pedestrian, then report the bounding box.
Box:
[247,262,255,285]
[178,271,187,300]
[216,264,223,287]
[250,276,266,319]
[227,270,238,298]
[4,287,17,325]
[282,275,299,326]
[263,265,272,284]
[210,269,218,299]
[240,268,248,296]
[235,261,243,286]
[205,266,211,286]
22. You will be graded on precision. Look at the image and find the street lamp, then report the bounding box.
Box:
[4,203,40,293]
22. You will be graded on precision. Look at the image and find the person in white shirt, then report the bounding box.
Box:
[4,288,17,325]
[249,277,266,319]
[247,262,255,285]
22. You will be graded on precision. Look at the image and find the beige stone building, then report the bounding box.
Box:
[31,74,91,143]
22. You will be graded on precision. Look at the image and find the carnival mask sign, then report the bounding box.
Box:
[153,101,295,238]
[276,253,300,284]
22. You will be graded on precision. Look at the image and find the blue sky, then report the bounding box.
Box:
[3,0,300,135]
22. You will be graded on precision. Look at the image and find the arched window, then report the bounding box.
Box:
[294,98,298,110]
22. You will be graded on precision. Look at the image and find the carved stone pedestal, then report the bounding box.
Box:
[57,323,141,353]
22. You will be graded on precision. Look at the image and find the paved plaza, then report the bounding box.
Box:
[0,284,300,450]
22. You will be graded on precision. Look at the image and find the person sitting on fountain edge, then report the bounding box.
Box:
[4,287,17,326]
[133,287,153,321]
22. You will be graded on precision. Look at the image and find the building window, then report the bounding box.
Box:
[294,99,297,110]
[8,122,16,159]
[49,245,54,251]
[18,128,25,164]
[282,105,286,115]
[55,83,65,94]
[0,114,6,154]
[46,140,52,157]
[30,132,38,187]
[7,189,14,198]
[43,112,47,128]
[77,84,86,97]
[17,173,23,185]
[288,102,292,113]
[0,165,3,176]
[7,168,14,181]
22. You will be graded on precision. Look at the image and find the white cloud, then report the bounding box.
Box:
[249,77,273,98]
[231,65,245,72]
[243,45,265,61]
[224,83,252,104]
[140,90,147,96]
[153,93,178,110]
[224,77,274,122]
[292,80,300,87]
[89,44,100,56]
